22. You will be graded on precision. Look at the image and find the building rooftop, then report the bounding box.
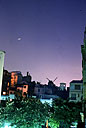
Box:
[70,80,83,83]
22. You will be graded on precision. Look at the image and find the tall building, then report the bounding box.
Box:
[0,51,5,100]
[2,69,11,95]
[81,27,86,125]
[81,27,86,100]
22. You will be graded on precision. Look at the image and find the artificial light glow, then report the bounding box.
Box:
[3,92,6,95]
[4,123,11,128]
[4,126,11,128]
[11,72,18,86]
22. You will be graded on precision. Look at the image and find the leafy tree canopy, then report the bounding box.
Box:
[0,98,50,128]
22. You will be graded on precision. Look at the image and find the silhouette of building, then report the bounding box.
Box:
[2,69,11,95]
[22,72,32,83]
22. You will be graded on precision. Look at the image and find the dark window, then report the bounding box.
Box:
[71,94,76,100]
[24,86,26,88]
[75,85,80,90]
[23,92,26,95]
[38,89,40,92]
[78,94,80,97]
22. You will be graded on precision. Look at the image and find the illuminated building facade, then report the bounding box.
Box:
[16,83,28,98]
[11,71,22,87]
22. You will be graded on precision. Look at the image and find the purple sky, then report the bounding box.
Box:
[0,0,86,86]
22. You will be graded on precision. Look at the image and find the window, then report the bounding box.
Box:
[23,92,26,95]
[3,92,6,95]
[70,85,74,90]
[24,86,26,88]
[38,89,40,92]
[78,94,80,97]
[71,94,76,100]
[75,85,80,90]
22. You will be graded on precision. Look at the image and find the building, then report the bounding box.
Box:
[59,83,66,91]
[69,80,83,102]
[22,72,32,83]
[16,82,28,98]
[81,27,86,125]
[33,82,59,99]
[2,69,11,95]
[0,51,5,100]
[11,71,22,87]
[81,27,86,100]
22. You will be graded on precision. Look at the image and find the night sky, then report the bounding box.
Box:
[0,0,86,86]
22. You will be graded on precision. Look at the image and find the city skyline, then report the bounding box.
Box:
[0,0,86,86]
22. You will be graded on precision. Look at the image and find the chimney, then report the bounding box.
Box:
[27,72,29,76]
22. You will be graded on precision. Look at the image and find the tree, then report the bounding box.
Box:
[49,98,82,128]
[0,98,50,128]
[0,98,82,128]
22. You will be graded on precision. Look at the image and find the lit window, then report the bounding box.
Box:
[8,82,9,86]
[3,92,6,95]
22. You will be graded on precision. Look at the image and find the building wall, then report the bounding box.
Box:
[11,71,22,87]
[34,84,53,97]
[22,85,28,97]
[2,70,11,95]
[11,72,18,86]
[69,81,83,102]
[0,51,5,99]
[16,84,28,97]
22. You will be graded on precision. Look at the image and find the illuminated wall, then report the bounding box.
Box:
[0,51,5,100]
[11,71,22,87]
[22,85,28,97]
[11,72,18,87]
[16,85,28,97]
